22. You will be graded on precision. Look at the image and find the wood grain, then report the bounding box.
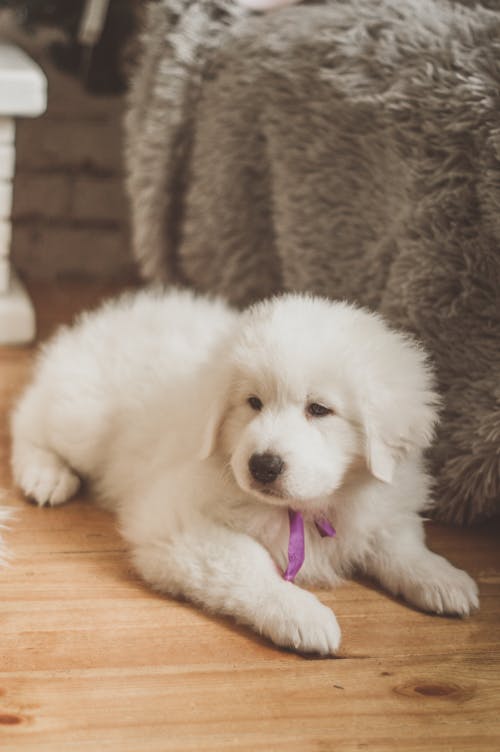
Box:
[1,281,499,751]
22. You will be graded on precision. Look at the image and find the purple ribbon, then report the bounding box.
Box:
[283,509,336,582]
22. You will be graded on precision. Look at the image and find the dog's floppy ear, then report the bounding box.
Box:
[196,324,239,460]
[362,393,438,483]
[197,358,234,460]
[360,366,439,484]
[365,426,401,484]
[198,392,227,460]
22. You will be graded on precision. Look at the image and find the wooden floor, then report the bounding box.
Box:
[0,281,499,751]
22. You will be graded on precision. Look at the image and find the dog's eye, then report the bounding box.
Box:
[247,396,263,411]
[307,402,333,417]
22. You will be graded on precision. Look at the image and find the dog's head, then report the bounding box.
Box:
[201,294,439,511]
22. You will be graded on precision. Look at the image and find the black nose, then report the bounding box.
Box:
[249,453,285,485]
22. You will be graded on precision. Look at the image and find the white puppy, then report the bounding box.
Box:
[11,289,478,654]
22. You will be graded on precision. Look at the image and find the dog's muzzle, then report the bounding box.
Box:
[248,452,285,485]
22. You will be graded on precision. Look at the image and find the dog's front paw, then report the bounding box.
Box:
[258,586,341,655]
[402,555,479,617]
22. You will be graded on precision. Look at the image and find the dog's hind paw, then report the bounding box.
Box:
[15,446,80,507]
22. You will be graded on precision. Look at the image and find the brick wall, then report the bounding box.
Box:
[1,17,136,281]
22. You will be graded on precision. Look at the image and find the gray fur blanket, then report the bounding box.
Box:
[125,0,500,524]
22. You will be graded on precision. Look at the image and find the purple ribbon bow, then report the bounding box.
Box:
[283,509,336,582]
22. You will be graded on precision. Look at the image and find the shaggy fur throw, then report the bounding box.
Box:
[125,0,500,524]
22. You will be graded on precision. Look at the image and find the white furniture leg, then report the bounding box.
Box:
[0,269,36,345]
[0,45,47,345]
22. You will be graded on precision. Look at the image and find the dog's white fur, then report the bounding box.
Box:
[11,289,478,654]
